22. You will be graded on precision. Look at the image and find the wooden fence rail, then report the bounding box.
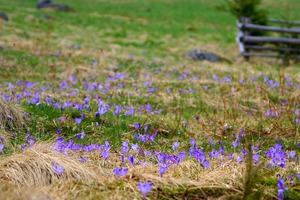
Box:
[236,17,300,60]
[269,18,300,26]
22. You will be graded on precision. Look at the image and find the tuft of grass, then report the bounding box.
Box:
[0,143,96,187]
[0,98,25,130]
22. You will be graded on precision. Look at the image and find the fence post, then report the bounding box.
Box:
[241,17,252,61]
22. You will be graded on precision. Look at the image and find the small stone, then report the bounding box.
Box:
[0,12,9,21]
[185,49,222,62]
[37,0,74,12]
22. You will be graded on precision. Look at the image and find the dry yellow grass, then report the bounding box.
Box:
[1,142,289,199]
[0,98,25,130]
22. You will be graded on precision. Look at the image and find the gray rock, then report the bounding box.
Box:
[37,0,73,12]
[185,49,222,62]
[37,0,52,8]
[0,12,8,21]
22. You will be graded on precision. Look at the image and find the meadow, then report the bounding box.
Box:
[1,0,300,199]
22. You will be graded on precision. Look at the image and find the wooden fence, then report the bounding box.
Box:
[236,17,300,60]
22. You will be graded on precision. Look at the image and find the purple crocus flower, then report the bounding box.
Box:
[201,160,210,169]
[295,117,300,125]
[253,153,260,164]
[288,151,296,159]
[104,140,110,149]
[53,162,65,175]
[134,123,141,129]
[138,182,153,199]
[212,74,219,80]
[278,178,285,200]
[237,155,244,163]
[209,149,220,158]
[265,110,276,117]
[21,144,27,151]
[120,155,125,162]
[190,139,196,147]
[157,152,167,164]
[74,117,82,124]
[131,143,139,152]
[125,106,135,116]
[102,149,110,160]
[121,142,129,154]
[149,133,157,142]
[209,138,214,146]
[52,102,60,108]
[24,91,31,98]
[71,90,77,96]
[219,146,225,155]
[26,133,31,140]
[167,155,180,165]
[46,97,52,104]
[178,152,186,161]
[144,124,149,132]
[137,105,144,116]
[148,87,155,93]
[239,128,245,137]
[113,105,123,115]
[128,155,135,166]
[145,104,152,114]
[59,80,69,89]
[98,104,109,115]
[15,93,23,101]
[144,81,152,86]
[194,150,206,163]
[251,145,259,151]
[232,141,238,149]
[63,101,72,108]
[145,150,152,157]
[76,130,85,140]
[69,75,77,85]
[2,93,12,101]
[29,93,40,104]
[27,138,35,147]
[241,148,248,156]
[113,168,128,177]
[159,165,168,177]
[0,144,3,153]
[172,142,180,150]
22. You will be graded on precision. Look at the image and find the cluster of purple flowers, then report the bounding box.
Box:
[51,137,110,159]
[3,70,300,200]
[187,140,210,168]
[134,132,157,143]
[113,167,128,177]
[265,142,287,168]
